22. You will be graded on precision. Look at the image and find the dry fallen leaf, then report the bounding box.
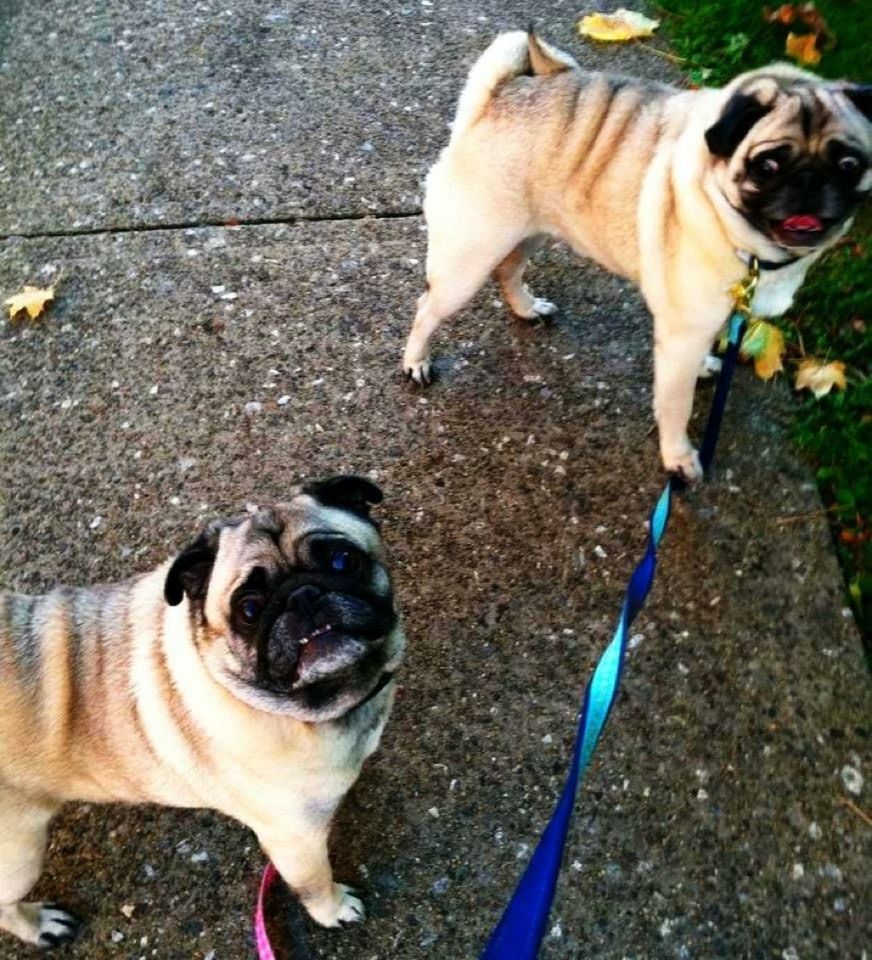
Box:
[740,320,786,380]
[764,3,799,25]
[764,3,833,63]
[578,9,659,42]
[764,2,827,30]
[795,358,847,398]
[4,284,55,321]
[785,31,821,65]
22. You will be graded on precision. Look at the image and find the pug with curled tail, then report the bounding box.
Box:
[402,31,871,480]
[0,476,404,950]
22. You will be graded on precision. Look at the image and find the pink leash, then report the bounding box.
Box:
[254,863,279,960]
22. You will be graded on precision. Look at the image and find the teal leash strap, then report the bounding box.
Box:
[480,310,747,960]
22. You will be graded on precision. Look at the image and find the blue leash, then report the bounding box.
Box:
[481,302,751,959]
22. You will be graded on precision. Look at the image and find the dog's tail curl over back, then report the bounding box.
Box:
[449,30,576,145]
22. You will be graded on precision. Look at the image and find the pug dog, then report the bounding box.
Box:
[402,31,871,479]
[0,476,404,950]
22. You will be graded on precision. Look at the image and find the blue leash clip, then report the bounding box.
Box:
[481,309,748,959]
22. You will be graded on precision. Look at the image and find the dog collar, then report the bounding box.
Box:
[349,670,395,712]
[736,248,801,272]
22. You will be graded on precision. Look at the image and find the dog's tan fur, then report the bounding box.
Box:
[0,490,404,948]
[403,32,871,479]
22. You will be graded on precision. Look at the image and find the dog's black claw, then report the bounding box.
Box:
[38,905,84,950]
[667,470,690,492]
[39,929,79,949]
[403,367,433,387]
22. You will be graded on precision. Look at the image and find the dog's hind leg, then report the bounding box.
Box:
[403,232,526,384]
[494,237,559,321]
[0,790,80,950]
[402,164,529,384]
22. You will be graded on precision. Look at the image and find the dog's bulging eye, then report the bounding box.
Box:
[330,549,359,575]
[837,155,860,175]
[239,595,264,623]
[750,156,780,180]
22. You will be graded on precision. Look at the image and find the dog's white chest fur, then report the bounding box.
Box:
[750,261,808,317]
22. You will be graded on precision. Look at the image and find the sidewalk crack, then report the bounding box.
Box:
[0,207,423,242]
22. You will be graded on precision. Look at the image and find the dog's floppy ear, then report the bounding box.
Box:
[843,85,872,121]
[705,92,773,157]
[304,475,384,517]
[526,28,571,77]
[164,525,222,607]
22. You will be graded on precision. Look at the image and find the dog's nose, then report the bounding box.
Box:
[287,584,322,616]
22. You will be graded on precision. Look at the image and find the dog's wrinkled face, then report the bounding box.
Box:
[706,67,871,251]
[164,476,404,721]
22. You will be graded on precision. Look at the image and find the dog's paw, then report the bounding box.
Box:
[697,353,722,379]
[662,446,703,483]
[402,355,432,386]
[37,904,83,950]
[514,298,559,322]
[304,883,365,928]
[335,885,366,926]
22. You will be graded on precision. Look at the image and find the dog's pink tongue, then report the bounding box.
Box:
[782,215,823,232]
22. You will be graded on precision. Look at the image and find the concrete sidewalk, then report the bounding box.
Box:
[1,2,869,959]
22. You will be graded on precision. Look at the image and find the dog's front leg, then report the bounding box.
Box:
[653,321,725,482]
[257,828,364,928]
[0,792,81,950]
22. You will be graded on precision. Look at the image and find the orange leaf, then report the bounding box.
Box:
[765,4,832,36]
[740,320,786,381]
[785,31,821,65]
[764,4,798,25]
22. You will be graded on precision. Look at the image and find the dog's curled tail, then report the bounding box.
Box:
[449,30,576,145]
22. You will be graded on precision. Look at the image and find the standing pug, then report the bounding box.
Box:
[402,31,871,480]
[0,476,404,950]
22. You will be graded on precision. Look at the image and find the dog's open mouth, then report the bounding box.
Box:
[299,623,335,646]
[772,214,826,247]
[251,580,396,697]
[288,624,369,687]
[297,623,346,674]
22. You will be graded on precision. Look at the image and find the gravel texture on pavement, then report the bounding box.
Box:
[1,2,869,958]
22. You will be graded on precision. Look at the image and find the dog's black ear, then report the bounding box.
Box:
[844,85,872,121]
[304,475,384,517]
[705,93,773,157]
[164,527,221,607]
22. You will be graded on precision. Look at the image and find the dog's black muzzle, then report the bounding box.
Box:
[253,572,396,689]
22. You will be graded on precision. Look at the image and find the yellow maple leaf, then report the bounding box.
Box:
[4,284,55,321]
[795,358,847,398]
[578,9,660,42]
[740,320,785,380]
[785,31,821,65]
